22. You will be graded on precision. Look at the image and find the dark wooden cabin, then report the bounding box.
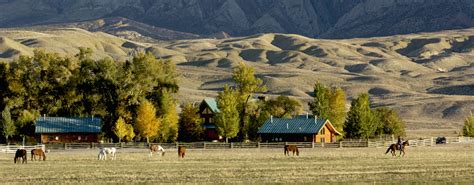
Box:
[35,117,101,143]
[198,98,221,141]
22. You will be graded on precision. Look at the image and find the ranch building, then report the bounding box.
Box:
[198,98,220,141]
[35,117,101,143]
[258,115,341,143]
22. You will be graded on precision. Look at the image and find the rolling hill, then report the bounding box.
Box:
[0,27,473,137]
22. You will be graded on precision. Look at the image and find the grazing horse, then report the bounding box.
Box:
[98,147,117,160]
[178,146,186,158]
[14,149,27,164]
[284,145,299,156]
[31,149,46,161]
[149,145,165,159]
[385,141,410,157]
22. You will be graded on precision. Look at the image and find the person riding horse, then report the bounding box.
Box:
[397,136,403,151]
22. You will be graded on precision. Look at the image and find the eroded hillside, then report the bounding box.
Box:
[0,27,473,137]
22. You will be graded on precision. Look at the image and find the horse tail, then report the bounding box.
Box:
[385,145,391,154]
[296,148,299,156]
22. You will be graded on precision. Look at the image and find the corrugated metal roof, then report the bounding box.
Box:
[257,117,327,134]
[35,117,101,134]
[204,98,220,113]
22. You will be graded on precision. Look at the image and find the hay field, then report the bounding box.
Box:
[1,145,473,184]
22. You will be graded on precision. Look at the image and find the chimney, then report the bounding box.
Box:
[306,112,309,119]
[314,115,317,124]
[270,115,273,123]
[286,123,289,129]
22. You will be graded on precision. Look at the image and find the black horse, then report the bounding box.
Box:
[14,149,27,164]
[385,141,409,157]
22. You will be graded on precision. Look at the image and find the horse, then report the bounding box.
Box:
[149,145,165,159]
[98,147,116,160]
[31,149,46,161]
[178,146,186,158]
[385,141,410,157]
[14,149,27,164]
[284,145,299,156]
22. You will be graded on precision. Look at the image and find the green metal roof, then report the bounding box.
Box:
[35,117,101,134]
[203,98,220,113]
[258,117,328,134]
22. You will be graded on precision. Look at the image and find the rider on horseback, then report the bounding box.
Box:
[397,136,403,151]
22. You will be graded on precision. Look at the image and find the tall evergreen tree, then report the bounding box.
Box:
[344,93,377,138]
[178,103,203,142]
[215,85,240,143]
[309,82,330,119]
[1,107,15,144]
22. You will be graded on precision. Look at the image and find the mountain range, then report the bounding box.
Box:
[0,0,473,39]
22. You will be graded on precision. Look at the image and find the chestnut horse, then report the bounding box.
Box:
[284,145,299,156]
[31,149,46,161]
[178,146,186,158]
[385,141,410,157]
[14,149,27,164]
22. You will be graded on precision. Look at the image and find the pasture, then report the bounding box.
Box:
[1,145,473,184]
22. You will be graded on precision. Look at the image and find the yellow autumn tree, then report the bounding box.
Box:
[124,123,135,142]
[114,117,128,142]
[135,100,160,143]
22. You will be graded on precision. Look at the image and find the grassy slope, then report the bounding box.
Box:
[1,146,473,183]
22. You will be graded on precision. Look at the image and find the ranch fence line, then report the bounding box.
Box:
[1,137,472,152]
[0,144,45,154]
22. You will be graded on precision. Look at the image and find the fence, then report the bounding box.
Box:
[6,137,470,152]
[0,144,45,154]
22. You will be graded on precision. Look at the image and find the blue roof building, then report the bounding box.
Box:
[199,98,221,141]
[258,115,341,143]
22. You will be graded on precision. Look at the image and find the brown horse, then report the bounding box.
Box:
[31,149,46,161]
[178,146,186,158]
[385,141,410,157]
[284,145,299,156]
[14,149,27,164]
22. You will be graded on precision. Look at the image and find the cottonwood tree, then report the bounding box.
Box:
[328,87,346,133]
[374,107,405,137]
[114,117,135,142]
[178,103,203,142]
[135,100,160,143]
[215,85,240,143]
[463,113,474,137]
[232,62,266,140]
[156,90,179,142]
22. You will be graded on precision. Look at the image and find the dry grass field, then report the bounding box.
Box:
[1,145,473,184]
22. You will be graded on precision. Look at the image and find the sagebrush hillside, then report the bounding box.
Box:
[0,27,473,137]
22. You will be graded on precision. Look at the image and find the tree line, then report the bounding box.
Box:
[0,49,179,143]
[7,49,471,143]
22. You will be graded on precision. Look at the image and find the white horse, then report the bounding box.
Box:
[149,145,165,159]
[98,147,116,160]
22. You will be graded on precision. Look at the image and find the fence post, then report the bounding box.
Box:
[339,141,343,148]
[311,142,314,148]
[257,142,260,149]
[64,143,67,150]
[120,142,124,148]
[230,142,233,149]
[203,142,206,149]
[321,142,324,148]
